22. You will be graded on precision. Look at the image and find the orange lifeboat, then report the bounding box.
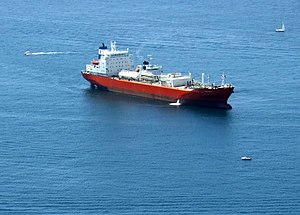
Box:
[92,60,99,65]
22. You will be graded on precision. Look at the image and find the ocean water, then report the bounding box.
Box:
[1,0,300,214]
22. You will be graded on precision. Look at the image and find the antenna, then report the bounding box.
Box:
[147,54,153,62]
[111,41,117,52]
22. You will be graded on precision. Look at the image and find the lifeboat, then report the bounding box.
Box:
[92,60,99,65]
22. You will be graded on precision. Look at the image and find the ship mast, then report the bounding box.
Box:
[111,41,117,52]
[221,73,226,86]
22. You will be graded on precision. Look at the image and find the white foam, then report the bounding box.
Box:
[24,51,75,56]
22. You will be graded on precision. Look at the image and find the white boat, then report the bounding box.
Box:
[169,99,182,106]
[241,156,252,160]
[276,22,285,32]
[24,51,32,56]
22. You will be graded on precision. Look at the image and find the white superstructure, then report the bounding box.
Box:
[86,41,133,76]
[84,41,228,89]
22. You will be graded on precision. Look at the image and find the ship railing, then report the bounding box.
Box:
[191,83,234,89]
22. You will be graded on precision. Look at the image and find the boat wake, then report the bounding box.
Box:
[24,51,75,56]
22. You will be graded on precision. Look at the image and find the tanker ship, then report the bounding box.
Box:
[81,41,234,109]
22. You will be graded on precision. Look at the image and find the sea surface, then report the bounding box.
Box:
[1,0,300,214]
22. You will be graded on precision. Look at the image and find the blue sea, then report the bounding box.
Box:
[1,0,300,214]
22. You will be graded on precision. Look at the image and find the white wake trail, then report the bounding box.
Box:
[24,51,76,56]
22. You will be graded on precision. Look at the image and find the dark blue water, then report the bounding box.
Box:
[1,0,300,214]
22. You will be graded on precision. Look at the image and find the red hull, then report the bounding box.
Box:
[82,72,234,109]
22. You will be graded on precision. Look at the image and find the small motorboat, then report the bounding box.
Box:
[169,99,181,106]
[24,51,32,56]
[241,156,252,161]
